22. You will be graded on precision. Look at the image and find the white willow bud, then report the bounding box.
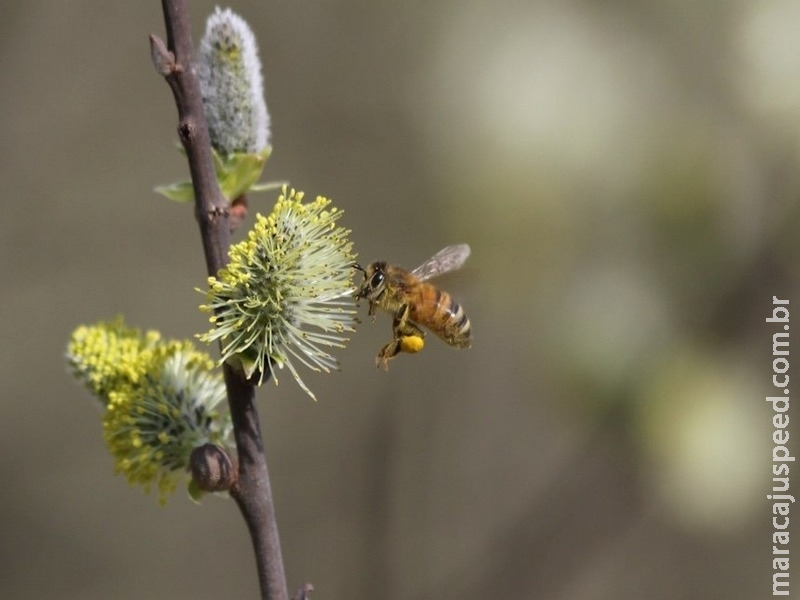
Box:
[198,7,270,155]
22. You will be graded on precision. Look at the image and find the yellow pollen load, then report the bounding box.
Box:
[400,335,424,354]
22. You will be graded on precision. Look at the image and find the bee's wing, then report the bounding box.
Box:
[411,244,471,281]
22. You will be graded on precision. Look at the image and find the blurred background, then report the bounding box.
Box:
[1,0,798,598]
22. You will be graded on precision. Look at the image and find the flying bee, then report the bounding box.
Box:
[354,244,473,370]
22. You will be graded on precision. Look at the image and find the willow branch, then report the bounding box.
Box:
[151,1,288,599]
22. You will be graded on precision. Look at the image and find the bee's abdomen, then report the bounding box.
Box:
[411,285,472,348]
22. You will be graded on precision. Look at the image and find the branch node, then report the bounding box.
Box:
[149,34,176,77]
[178,119,196,144]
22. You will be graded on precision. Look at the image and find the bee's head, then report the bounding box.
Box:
[353,261,387,302]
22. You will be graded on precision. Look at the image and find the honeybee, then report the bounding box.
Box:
[355,244,473,369]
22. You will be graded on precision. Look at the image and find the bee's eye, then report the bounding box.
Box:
[370,271,384,289]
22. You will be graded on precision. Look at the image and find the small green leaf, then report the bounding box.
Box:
[156,146,277,203]
[250,181,288,193]
[216,148,271,201]
[187,478,207,504]
[154,181,195,203]
[234,351,260,380]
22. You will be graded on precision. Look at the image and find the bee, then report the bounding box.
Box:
[354,244,473,369]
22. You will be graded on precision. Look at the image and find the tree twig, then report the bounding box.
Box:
[151,1,288,598]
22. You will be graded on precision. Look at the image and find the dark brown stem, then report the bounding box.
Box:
[152,2,288,599]
[225,363,288,600]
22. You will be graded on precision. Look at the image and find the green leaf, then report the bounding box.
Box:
[234,351,260,380]
[216,148,271,201]
[156,146,277,203]
[250,181,288,193]
[187,478,207,504]
[154,181,195,203]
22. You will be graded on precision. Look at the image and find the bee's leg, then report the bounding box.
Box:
[375,305,425,370]
[376,339,402,370]
[392,304,424,339]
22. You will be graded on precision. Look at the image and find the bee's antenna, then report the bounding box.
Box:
[352,262,366,274]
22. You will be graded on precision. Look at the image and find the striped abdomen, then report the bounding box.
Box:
[408,282,472,348]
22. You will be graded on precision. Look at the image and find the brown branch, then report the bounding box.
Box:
[151,2,288,599]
